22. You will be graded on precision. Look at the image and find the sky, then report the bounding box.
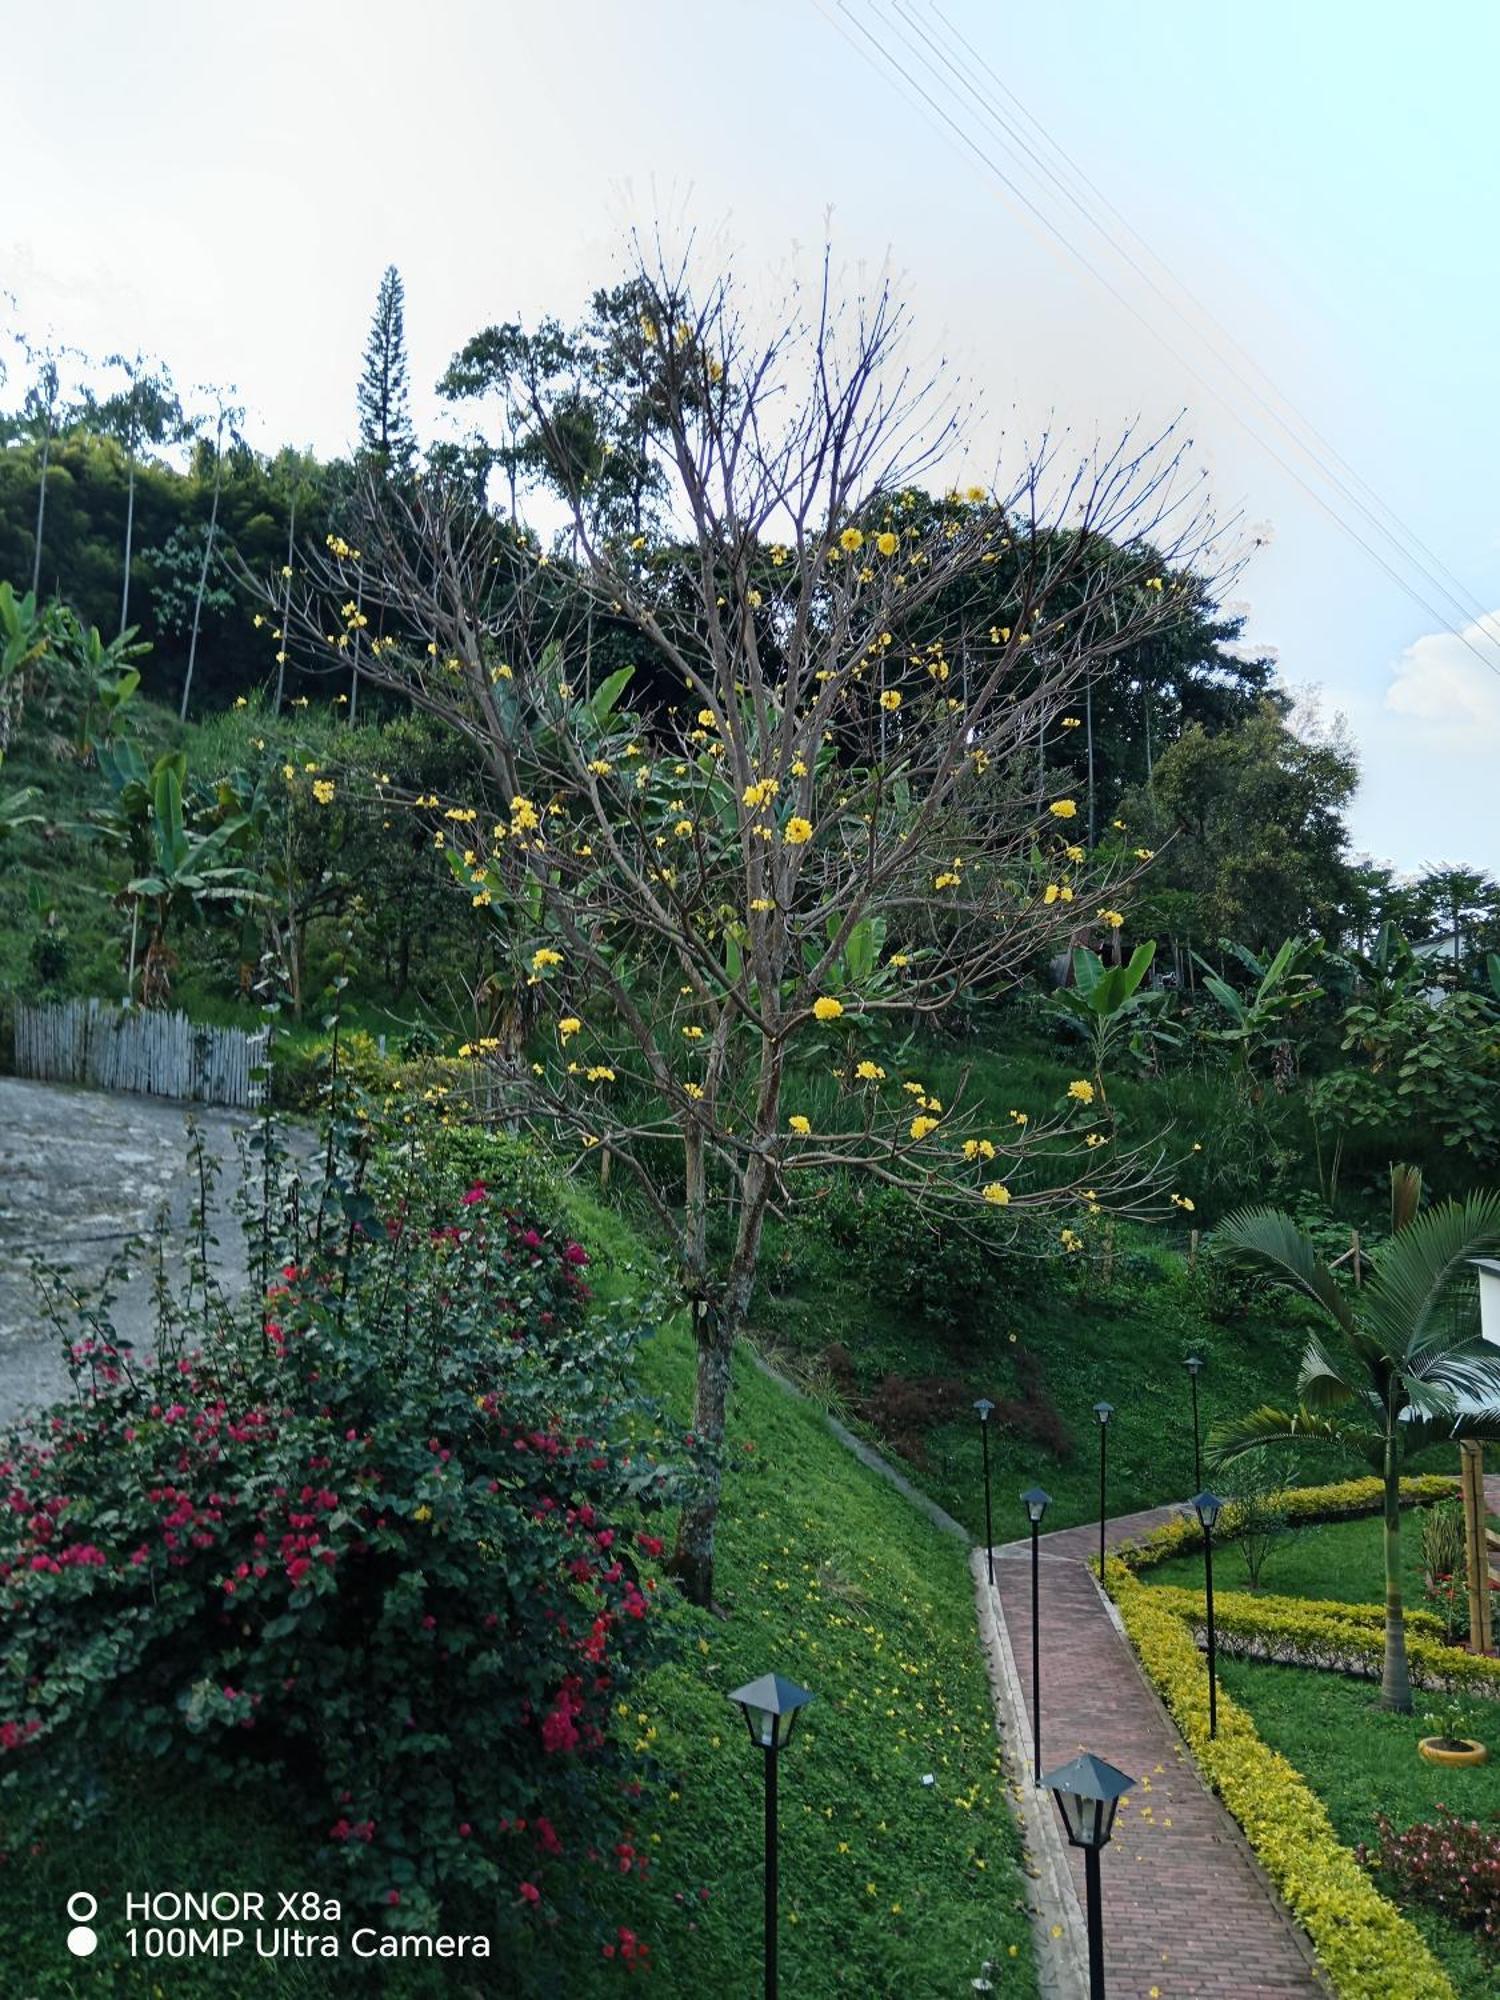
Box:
[4,0,1499,875]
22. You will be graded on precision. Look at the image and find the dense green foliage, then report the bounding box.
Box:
[1224,1660,1500,1996]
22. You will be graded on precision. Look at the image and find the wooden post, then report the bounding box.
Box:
[1459,1441,1492,1656]
[1350,1230,1362,1288]
[1188,1229,1199,1271]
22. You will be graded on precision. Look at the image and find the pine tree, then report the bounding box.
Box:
[356,265,415,467]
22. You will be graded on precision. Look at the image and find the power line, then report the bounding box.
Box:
[911,0,1498,643]
[813,0,1500,679]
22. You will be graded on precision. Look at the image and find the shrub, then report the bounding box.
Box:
[0,1103,684,1955]
[1420,1500,1469,1645]
[1362,1808,1500,1954]
[1116,1475,1459,1573]
[1108,1562,1456,2000]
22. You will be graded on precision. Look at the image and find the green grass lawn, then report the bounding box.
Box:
[1221,1658,1500,1998]
[0,1199,1035,1998]
[1144,1506,1443,1608]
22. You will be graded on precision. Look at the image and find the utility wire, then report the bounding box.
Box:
[814,0,1500,678]
[912,0,1497,643]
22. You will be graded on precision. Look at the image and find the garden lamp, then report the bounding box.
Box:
[1190,1490,1226,1736]
[1184,1355,1204,1490]
[1041,1751,1135,1999]
[1472,1259,1500,1347]
[1020,1486,1051,1782]
[728,1673,815,2000]
[1093,1402,1114,1576]
[975,1398,997,1584]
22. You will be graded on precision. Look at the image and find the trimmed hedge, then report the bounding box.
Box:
[1149,1584,1500,1696]
[1108,1561,1457,2000]
[1115,1475,1459,1573]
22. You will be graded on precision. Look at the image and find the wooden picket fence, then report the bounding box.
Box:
[10,998,269,1109]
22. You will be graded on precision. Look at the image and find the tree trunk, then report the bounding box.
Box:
[30,425,51,599]
[119,457,137,636]
[670,1300,735,1607]
[274,497,296,711]
[1379,1439,1413,1712]
[181,423,225,723]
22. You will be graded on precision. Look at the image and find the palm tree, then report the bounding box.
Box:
[1210,1166,1500,1712]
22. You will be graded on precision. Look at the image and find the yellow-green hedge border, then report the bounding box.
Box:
[1107,1561,1457,2000]
[1115,1474,1459,1574]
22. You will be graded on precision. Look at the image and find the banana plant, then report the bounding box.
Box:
[1049,939,1171,1087]
[120,753,257,1005]
[0,581,52,753]
[1193,936,1322,1076]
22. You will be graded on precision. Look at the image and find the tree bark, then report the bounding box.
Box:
[181,417,225,722]
[119,456,136,637]
[670,1301,735,1607]
[1380,1436,1413,1711]
[30,425,51,599]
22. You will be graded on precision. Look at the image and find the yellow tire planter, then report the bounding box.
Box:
[1417,1736,1488,1769]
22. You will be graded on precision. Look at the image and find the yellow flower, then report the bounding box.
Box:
[788,1115,811,1136]
[1172,1193,1196,1211]
[1065,843,1085,863]
[559,1017,582,1040]
[888,952,909,968]
[910,1115,939,1141]
[1044,883,1061,905]
[840,527,865,552]
[682,1025,705,1041]
[875,530,899,556]
[588,758,613,776]
[531,948,563,971]
[674,819,694,837]
[1061,715,1082,729]
[1060,1228,1085,1252]
[312,779,336,806]
[963,1138,996,1162]
[934,871,960,891]
[812,997,844,1023]
[784,816,813,846]
[1097,908,1125,929]
[1067,1079,1096,1105]
[743,777,779,808]
[412,1505,433,1523]
[879,689,902,712]
[982,1182,1011,1205]
[750,896,774,911]
[855,1060,886,1081]
[1049,799,1078,820]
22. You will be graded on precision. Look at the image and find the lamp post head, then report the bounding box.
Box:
[1093,1400,1114,1426]
[1020,1485,1052,1527]
[1040,1751,1136,1850]
[728,1672,815,1753]
[1471,1259,1500,1347]
[1184,1354,1204,1377]
[1191,1489,1226,1533]
[974,1397,995,1424]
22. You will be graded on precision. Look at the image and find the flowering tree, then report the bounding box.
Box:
[279,244,1221,1603]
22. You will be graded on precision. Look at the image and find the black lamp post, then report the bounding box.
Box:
[1092,1402,1114,1576]
[1184,1355,1204,1490]
[975,1398,996,1585]
[1020,1486,1051,1783]
[728,1672,815,2000]
[1041,1751,1135,2000]
[1190,1490,1224,1737]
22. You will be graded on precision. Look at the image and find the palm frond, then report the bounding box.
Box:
[1390,1162,1423,1236]
[1214,1206,1358,1335]
[1206,1403,1380,1474]
[1362,1190,1500,1361]
[1297,1334,1357,1410]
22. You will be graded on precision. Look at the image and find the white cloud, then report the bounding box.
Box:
[1385,613,1500,752]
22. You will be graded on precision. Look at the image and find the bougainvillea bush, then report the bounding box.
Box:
[0,1097,684,1963]
[1362,1808,1500,1955]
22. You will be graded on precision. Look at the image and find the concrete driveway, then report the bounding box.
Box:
[0,1077,263,1427]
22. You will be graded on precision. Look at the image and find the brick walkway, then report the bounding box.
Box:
[988,1505,1326,1999]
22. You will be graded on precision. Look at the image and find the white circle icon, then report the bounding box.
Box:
[67,1925,98,1957]
[67,1893,98,1923]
